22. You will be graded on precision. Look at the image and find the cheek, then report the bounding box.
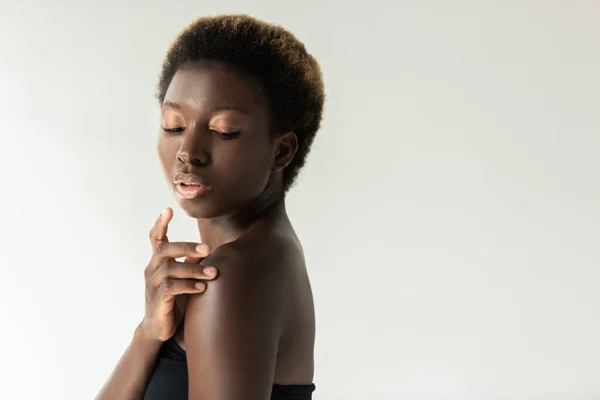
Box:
[157,137,177,177]
[215,141,273,191]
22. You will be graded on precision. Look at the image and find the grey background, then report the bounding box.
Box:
[1,1,599,399]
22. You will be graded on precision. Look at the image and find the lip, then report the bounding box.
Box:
[173,172,211,199]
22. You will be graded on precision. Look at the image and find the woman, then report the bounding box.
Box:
[97,13,325,400]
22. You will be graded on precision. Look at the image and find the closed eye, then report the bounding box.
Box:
[211,130,240,139]
[162,127,185,133]
[162,127,240,139]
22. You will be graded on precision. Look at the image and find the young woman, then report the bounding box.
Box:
[97,14,325,400]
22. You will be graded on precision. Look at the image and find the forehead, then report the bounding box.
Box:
[163,65,269,115]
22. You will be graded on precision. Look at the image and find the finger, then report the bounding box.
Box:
[151,259,217,285]
[159,278,207,297]
[183,255,204,264]
[146,241,210,276]
[153,241,210,260]
[149,207,172,250]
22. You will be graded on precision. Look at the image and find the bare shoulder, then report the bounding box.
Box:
[204,233,291,282]
[206,226,302,280]
[182,231,303,396]
[184,230,298,325]
[182,226,315,388]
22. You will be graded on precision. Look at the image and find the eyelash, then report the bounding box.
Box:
[162,127,240,139]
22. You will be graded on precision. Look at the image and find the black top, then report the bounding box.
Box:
[143,336,315,399]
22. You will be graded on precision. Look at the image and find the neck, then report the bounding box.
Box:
[196,192,287,250]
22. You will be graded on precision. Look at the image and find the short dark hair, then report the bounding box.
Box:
[156,14,325,192]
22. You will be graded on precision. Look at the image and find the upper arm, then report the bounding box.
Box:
[183,246,283,400]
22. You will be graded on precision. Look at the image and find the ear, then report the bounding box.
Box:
[273,132,298,172]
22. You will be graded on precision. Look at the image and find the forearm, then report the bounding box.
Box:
[96,322,163,400]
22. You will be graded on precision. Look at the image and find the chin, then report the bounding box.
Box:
[168,185,217,219]
[177,199,216,219]
[175,196,234,220]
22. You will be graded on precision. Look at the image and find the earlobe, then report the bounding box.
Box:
[273,132,298,172]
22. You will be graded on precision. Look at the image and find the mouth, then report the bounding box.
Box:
[174,182,209,199]
[173,173,210,199]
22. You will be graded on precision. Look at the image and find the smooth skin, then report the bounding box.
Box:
[96,207,217,399]
[97,63,315,400]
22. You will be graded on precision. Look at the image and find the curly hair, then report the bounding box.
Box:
[156,14,325,192]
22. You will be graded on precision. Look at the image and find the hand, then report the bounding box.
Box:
[139,207,217,342]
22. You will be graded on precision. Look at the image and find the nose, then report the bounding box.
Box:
[176,128,211,167]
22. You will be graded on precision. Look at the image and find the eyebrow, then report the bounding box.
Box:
[162,101,181,110]
[162,101,249,115]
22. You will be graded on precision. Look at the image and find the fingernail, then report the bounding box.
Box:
[196,244,206,254]
[204,267,216,276]
[195,282,206,290]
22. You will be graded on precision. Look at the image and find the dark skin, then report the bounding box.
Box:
[158,65,315,397]
[96,64,315,400]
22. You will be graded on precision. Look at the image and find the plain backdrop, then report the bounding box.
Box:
[1,1,599,399]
